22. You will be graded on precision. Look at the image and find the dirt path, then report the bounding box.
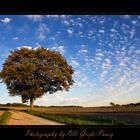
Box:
[7,110,64,125]
[0,111,4,116]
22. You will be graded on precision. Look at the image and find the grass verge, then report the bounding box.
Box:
[25,110,125,125]
[0,111,11,125]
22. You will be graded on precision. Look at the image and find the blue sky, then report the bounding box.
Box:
[0,15,140,107]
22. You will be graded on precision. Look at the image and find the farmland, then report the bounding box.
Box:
[33,106,140,125]
[0,105,140,125]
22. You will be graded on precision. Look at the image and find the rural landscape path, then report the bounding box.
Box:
[7,110,64,125]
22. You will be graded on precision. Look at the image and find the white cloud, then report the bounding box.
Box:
[119,62,126,67]
[100,70,108,80]
[57,46,65,54]
[105,58,111,63]
[49,93,81,105]
[46,15,68,20]
[71,59,79,66]
[38,34,46,40]
[95,57,102,61]
[121,24,130,34]
[37,23,50,40]
[117,76,126,86]
[78,49,88,53]
[127,80,140,93]
[17,46,42,50]
[60,15,67,18]
[1,17,12,23]
[60,97,81,104]
[78,45,88,57]
[77,22,83,28]
[122,15,131,19]
[74,82,83,88]
[99,29,105,33]
[35,98,48,105]
[102,63,111,69]
[96,52,104,57]
[78,31,84,38]
[102,58,112,70]
[35,42,42,48]
[129,27,136,39]
[12,37,19,40]
[131,20,137,25]
[62,20,70,26]
[51,45,65,54]
[81,44,88,48]
[17,46,33,50]
[38,23,50,33]
[26,15,43,22]
[135,49,140,54]
[46,15,59,18]
[110,28,117,33]
[67,29,73,35]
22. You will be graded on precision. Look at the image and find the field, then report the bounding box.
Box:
[1,106,140,125]
[34,106,140,125]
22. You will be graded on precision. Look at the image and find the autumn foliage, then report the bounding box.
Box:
[0,47,74,110]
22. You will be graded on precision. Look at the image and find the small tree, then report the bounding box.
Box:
[110,102,115,107]
[0,46,74,110]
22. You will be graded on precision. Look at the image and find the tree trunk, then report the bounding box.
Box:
[30,97,34,110]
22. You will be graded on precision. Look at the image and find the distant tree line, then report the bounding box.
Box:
[0,103,45,107]
[0,103,28,107]
[49,105,83,108]
[110,102,140,107]
[0,103,83,108]
[122,102,140,107]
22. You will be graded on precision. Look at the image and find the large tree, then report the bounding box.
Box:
[0,46,74,110]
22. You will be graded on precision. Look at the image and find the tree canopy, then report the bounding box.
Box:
[0,46,74,110]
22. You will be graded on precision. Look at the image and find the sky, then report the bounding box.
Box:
[0,15,140,107]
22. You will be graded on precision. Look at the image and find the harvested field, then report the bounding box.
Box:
[34,106,140,114]
[33,106,140,125]
[67,112,140,125]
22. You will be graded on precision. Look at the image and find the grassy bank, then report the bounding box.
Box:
[26,110,125,125]
[0,111,11,125]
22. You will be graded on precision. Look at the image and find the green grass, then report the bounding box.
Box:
[25,110,125,125]
[0,111,11,125]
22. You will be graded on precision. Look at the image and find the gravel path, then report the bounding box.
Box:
[7,110,64,125]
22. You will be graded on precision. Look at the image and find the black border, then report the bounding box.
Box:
[0,0,140,14]
[1,125,140,140]
[0,0,140,140]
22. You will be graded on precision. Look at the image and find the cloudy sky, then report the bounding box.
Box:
[0,15,140,107]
